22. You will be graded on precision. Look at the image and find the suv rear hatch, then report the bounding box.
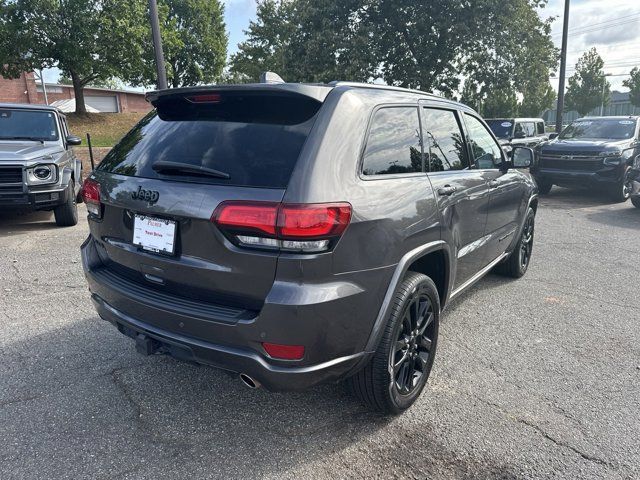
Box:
[86,86,329,314]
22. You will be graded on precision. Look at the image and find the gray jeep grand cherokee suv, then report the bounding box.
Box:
[81,82,538,413]
[0,103,83,226]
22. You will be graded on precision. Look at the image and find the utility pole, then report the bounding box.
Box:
[600,73,611,116]
[148,0,168,90]
[555,0,570,133]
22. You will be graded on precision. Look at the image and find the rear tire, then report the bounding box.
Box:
[536,178,552,195]
[495,207,535,278]
[347,272,439,414]
[632,197,640,209]
[608,167,632,203]
[54,179,79,227]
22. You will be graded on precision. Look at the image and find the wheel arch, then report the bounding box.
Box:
[362,241,452,354]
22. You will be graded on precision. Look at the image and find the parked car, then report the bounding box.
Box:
[486,118,548,148]
[533,116,640,201]
[81,81,538,414]
[0,103,82,226]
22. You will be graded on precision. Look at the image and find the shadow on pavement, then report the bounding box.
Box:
[537,185,620,209]
[0,315,519,479]
[536,185,640,230]
[0,210,58,235]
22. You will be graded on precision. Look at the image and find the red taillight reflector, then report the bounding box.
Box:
[278,203,351,239]
[213,202,278,236]
[82,178,101,204]
[187,94,222,103]
[212,201,352,252]
[262,342,305,360]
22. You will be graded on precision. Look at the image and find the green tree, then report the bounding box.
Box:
[1,0,148,114]
[623,67,640,108]
[229,0,296,82]
[230,0,557,108]
[483,90,519,118]
[146,0,227,88]
[565,48,610,116]
[461,0,557,117]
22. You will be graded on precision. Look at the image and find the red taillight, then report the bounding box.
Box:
[278,204,351,239]
[262,342,305,360]
[213,202,278,236]
[82,178,101,217]
[212,201,352,253]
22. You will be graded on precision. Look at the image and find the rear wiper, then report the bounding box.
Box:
[152,161,230,179]
[1,136,45,144]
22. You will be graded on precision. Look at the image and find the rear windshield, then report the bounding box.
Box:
[486,119,513,139]
[559,119,637,140]
[97,92,321,188]
[0,109,59,141]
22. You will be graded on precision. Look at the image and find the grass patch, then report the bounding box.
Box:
[66,112,147,147]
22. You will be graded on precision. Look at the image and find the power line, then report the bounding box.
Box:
[564,18,640,38]
[552,12,640,37]
[565,40,640,55]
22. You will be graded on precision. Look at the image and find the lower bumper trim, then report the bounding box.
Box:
[92,294,370,391]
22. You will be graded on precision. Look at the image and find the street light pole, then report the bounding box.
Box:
[600,74,611,116]
[555,0,570,133]
[148,0,168,90]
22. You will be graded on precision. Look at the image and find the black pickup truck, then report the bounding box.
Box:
[533,116,639,201]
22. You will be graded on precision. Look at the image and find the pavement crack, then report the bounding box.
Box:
[106,364,194,450]
[516,417,613,468]
[0,394,43,408]
[466,390,615,470]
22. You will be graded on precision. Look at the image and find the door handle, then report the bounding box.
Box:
[488,180,500,189]
[437,185,457,196]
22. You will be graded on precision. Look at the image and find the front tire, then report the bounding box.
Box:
[54,179,79,227]
[632,197,640,209]
[608,167,632,203]
[347,272,439,414]
[495,207,535,278]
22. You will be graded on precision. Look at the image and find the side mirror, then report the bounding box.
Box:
[548,132,559,140]
[512,146,534,168]
[514,131,526,139]
[66,135,82,146]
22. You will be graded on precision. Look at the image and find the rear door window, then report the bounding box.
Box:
[537,122,545,135]
[97,92,321,188]
[361,106,424,176]
[422,108,469,171]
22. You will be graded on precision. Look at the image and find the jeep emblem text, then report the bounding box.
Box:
[132,186,159,203]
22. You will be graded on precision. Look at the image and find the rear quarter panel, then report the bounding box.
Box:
[279,88,441,354]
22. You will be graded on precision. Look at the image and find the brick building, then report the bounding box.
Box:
[0,71,151,113]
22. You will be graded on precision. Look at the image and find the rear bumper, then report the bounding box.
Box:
[81,235,385,391]
[92,293,368,391]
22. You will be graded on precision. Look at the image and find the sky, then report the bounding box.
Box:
[543,0,640,92]
[44,0,639,93]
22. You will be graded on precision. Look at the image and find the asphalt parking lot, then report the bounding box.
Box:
[1,187,638,480]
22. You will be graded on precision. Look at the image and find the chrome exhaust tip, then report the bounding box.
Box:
[239,373,261,389]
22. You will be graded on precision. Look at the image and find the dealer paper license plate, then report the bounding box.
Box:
[133,214,176,254]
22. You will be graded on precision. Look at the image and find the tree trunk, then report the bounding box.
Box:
[70,70,87,115]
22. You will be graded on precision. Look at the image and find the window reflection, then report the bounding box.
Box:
[464,114,502,170]
[422,108,469,171]
[362,107,423,176]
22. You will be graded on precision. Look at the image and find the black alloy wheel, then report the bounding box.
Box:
[392,292,436,396]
